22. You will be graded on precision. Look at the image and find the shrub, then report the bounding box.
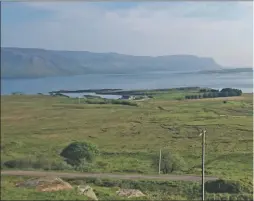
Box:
[60,141,99,166]
[111,99,138,106]
[153,151,186,174]
[4,159,32,169]
[3,157,73,170]
[176,97,184,101]
[100,179,121,187]
[205,179,250,194]
[84,99,138,106]
[49,161,73,170]
[74,159,94,172]
[94,178,103,186]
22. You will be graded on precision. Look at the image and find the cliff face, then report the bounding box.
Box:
[1,47,222,78]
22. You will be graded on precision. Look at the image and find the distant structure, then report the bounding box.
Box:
[121,95,134,100]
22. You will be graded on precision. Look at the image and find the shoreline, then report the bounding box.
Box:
[50,87,202,95]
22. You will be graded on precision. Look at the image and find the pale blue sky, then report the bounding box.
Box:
[2,2,253,67]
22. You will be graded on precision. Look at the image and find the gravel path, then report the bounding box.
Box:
[1,170,218,182]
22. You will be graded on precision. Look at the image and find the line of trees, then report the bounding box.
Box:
[199,88,219,93]
[185,88,242,100]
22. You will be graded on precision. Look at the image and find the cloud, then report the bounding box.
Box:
[2,2,253,67]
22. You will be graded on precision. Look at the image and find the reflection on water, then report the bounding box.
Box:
[62,92,122,99]
[1,71,253,95]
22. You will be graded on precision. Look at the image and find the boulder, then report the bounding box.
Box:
[116,188,146,198]
[15,177,73,192]
[77,185,98,201]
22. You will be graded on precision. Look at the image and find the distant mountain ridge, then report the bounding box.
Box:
[1,47,249,79]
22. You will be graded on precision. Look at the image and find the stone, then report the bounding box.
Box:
[116,188,146,198]
[77,185,98,201]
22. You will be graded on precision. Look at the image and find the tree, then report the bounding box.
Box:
[210,89,219,93]
[219,91,229,97]
[207,93,213,98]
[203,93,208,98]
[235,89,242,96]
[228,90,238,96]
[60,141,99,166]
[212,92,219,98]
[153,150,186,174]
[200,88,209,93]
[220,88,242,97]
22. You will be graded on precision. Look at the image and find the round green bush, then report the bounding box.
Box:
[153,150,187,174]
[60,141,99,166]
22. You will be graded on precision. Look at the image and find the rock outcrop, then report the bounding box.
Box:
[77,185,98,201]
[116,188,146,198]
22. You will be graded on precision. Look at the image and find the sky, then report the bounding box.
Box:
[1,1,253,67]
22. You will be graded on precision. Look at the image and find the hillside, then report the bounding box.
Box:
[1,47,223,78]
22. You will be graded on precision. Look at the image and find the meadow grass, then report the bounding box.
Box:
[1,92,253,182]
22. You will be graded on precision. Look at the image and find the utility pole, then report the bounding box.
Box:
[159,148,162,174]
[200,129,206,201]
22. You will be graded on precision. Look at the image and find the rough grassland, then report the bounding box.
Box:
[1,93,253,181]
[1,175,131,200]
[2,175,201,200]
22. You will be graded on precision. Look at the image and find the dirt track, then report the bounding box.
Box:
[1,170,218,182]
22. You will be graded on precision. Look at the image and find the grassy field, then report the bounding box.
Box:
[1,90,253,181]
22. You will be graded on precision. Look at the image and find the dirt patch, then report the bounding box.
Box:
[15,176,73,192]
[116,189,146,198]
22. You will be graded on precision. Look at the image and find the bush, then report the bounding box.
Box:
[84,99,138,106]
[153,151,186,174]
[85,99,107,104]
[60,141,99,166]
[205,179,250,194]
[74,159,94,172]
[3,159,32,169]
[3,158,72,170]
[94,178,103,186]
[49,161,73,170]
[111,99,138,106]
